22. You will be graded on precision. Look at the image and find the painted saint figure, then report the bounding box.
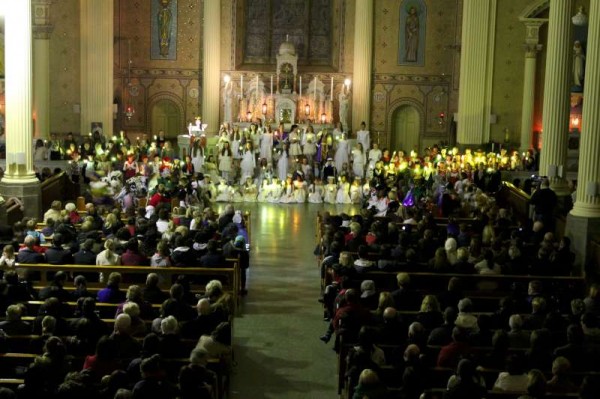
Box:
[158,0,173,57]
[405,6,419,62]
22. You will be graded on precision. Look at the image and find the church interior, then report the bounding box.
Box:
[0,0,599,398]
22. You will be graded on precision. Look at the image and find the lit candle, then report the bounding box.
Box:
[299,76,302,97]
[270,75,273,96]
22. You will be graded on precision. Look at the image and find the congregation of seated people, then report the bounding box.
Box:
[0,200,249,399]
[315,180,600,399]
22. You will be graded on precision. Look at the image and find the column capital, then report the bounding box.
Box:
[520,18,547,45]
[524,43,543,58]
[32,0,53,39]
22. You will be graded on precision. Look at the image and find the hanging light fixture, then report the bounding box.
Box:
[262,102,267,115]
[572,6,588,26]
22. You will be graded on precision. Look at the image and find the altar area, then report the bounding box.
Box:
[177,38,350,159]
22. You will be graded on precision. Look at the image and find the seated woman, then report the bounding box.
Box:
[196,321,232,371]
[416,294,444,331]
[97,272,126,304]
[493,354,529,392]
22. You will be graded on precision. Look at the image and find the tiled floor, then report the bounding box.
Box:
[228,202,359,399]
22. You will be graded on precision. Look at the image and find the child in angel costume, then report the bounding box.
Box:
[308,177,324,204]
[350,177,364,204]
[279,175,296,204]
[257,179,271,202]
[267,177,283,203]
[242,176,258,202]
[292,172,308,203]
[324,176,338,204]
[336,175,352,204]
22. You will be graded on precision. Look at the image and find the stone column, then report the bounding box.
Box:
[351,0,373,133]
[202,0,221,136]
[0,0,42,218]
[571,1,600,218]
[32,0,54,139]
[565,0,600,274]
[457,0,497,145]
[80,0,113,137]
[519,20,545,152]
[538,0,572,194]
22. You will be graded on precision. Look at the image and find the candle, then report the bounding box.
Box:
[256,75,259,95]
[299,76,302,97]
[240,74,243,97]
[270,75,273,96]
[331,76,333,99]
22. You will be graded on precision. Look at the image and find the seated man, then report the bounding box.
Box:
[44,233,73,265]
[110,313,141,361]
[0,304,31,335]
[17,235,45,263]
[181,298,225,339]
[142,273,169,304]
[199,239,225,267]
[437,327,472,368]
[73,239,97,265]
[38,270,70,302]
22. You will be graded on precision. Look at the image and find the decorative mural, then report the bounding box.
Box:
[398,0,426,66]
[151,0,178,60]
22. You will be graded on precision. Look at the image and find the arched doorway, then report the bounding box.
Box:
[391,105,421,153]
[151,99,181,138]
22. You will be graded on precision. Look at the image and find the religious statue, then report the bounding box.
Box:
[405,6,419,62]
[223,80,233,123]
[573,40,585,89]
[338,85,350,132]
[158,0,173,57]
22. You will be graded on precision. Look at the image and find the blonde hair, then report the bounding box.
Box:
[2,245,14,257]
[420,295,440,313]
[123,302,140,318]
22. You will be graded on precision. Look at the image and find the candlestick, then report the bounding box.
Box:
[330,76,333,100]
[299,76,302,97]
[240,75,243,97]
[270,75,273,96]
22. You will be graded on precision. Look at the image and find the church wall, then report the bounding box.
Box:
[489,0,526,145]
[113,0,203,136]
[49,0,81,134]
[371,0,460,150]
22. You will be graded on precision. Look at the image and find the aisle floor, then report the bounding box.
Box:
[228,203,358,399]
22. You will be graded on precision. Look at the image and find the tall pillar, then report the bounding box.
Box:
[0,0,42,218]
[80,0,113,137]
[202,0,221,136]
[519,20,545,152]
[351,0,373,133]
[565,0,600,274]
[457,0,497,145]
[538,0,572,194]
[32,0,54,139]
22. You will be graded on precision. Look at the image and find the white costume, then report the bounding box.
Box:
[336,181,352,204]
[356,129,370,155]
[277,152,289,182]
[308,182,324,203]
[288,131,302,157]
[293,180,307,203]
[352,148,365,179]
[350,183,363,204]
[191,146,205,173]
[268,180,283,203]
[324,179,337,204]
[334,137,350,173]
[260,132,274,161]
[240,150,256,182]
[215,182,233,202]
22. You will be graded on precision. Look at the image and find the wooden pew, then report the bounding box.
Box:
[15,260,241,314]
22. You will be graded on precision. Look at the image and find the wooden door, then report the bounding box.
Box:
[391,105,420,153]
[151,99,180,138]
